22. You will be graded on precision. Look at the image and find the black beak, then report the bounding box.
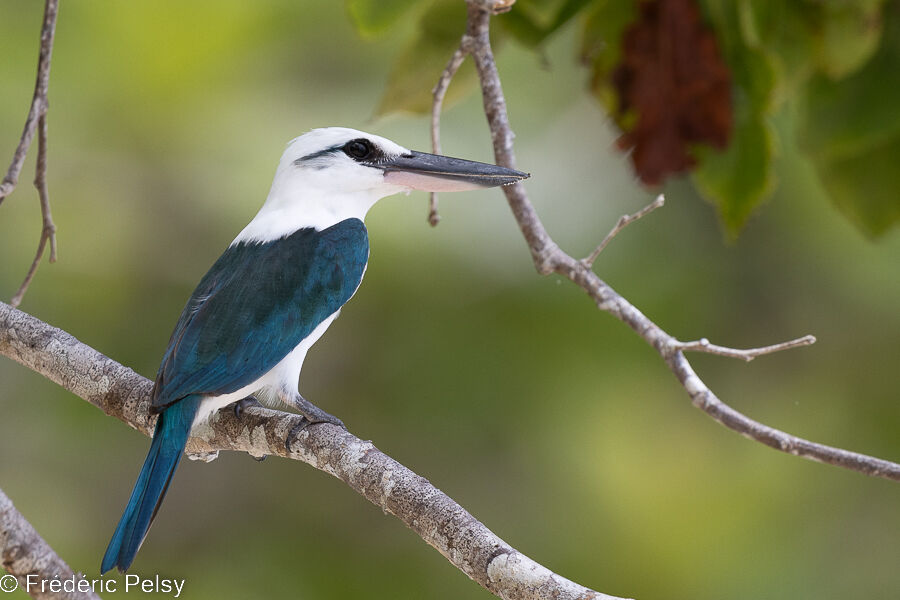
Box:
[372,150,530,192]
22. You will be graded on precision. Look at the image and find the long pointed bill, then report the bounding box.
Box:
[374,150,529,192]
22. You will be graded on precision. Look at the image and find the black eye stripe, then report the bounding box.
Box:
[295,146,342,164]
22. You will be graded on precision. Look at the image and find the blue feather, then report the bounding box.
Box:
[101,395,201,573]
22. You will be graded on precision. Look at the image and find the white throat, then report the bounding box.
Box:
[232,187,382,245]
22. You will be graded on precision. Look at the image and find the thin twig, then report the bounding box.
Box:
[428,45,468,227]
[2,0,59,308]
[463,0,897,481]
[673,334,818,362]
[0,0,57,202]
[583,194,664,267]
[11,113,57,308]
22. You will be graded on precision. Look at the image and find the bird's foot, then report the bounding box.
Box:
[233,395,262,419]
[290,394,346,430]
[284,394,346,453]
[286,417,311,453]
[234,397,269,460]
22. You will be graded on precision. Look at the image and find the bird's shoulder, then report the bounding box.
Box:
[190,217,368,311]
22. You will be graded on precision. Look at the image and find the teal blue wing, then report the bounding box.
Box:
[150,218,369,411]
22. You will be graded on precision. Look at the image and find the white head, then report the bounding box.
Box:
[233,127,528,244]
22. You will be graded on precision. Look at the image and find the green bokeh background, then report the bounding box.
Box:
[1,2,898,599]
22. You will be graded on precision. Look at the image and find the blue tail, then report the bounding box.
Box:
[101,395,201,573]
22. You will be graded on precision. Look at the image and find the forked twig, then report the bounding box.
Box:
[583,194,664,267]
[11,113,57,307]
[2,0,60,308]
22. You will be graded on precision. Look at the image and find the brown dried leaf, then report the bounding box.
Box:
[613,0,732,185]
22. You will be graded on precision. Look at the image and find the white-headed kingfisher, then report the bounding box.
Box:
[101,127,529,572]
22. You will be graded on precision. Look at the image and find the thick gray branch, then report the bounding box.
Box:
[0,301,630,600]
[462,0,900,482]
[0,488,100,600]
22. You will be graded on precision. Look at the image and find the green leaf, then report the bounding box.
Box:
[801,7,900,163]
[498,12,545,48]
[694,0,780,236]
[549,0,596,34]
[581,0,637,115]
[501,0,594,48]
[700,0,781,111]
[733,0,815,91]
[812,0,885,80]
[375,0,476,116]
[346,0,422,38]
[730,38,778,114]
[799,5,900,236]
[817,136,900,237]
[734,0,886,88]
[692,112,777,238]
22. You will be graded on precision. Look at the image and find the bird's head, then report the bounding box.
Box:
[236,127,529,242]
[281,127,528,195]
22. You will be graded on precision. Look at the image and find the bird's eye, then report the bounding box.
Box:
[343,139,374,161]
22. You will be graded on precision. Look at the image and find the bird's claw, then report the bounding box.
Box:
[306,412,346,429]
[286,417,311,453]
[233,395,261,419]
[293,395,347,430]
[284,408,347,453]
[283,394,347,451]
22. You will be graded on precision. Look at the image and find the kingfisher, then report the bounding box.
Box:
[101,127,528,573]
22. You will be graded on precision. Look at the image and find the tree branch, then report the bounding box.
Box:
[428,44,467,227]
[0,488,101,600]
[459,0,900,482]
[2,0,59,308]
[0,301,630,600]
